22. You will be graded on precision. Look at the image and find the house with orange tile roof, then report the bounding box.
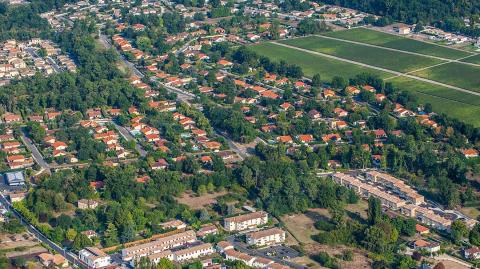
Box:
[276,135,293,144]
[345,86,360,95]
[297,134,314,144]
[260,90,279,99]
[322,133,341,144]
[462,148,479,158]
[217,59,233,66]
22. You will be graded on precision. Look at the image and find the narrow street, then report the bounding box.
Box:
[19,129,51,174]
[111,121,147,157]
[97,32,253,161]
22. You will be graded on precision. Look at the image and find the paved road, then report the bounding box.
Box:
[272,42,480,98]
[312,34,480,65]
[99,34,144,78]
[0,193,84,268]
[98,32,258,162]
[25,48,62,74]
[111,121,147,157]
[176,37,198,55]
[226,236,306,269]
[19,129,51,174]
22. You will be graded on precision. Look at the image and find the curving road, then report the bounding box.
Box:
[272,41,480,98]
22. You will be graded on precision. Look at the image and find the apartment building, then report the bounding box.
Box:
[224,249,256,266]
[223,211,268,231]
[133,243,214,266]
[246,228,286,247]
[365,171,425,205]
[121,230,196,261]
[173,243,214,262]
[78,247,111,268]
[400,204,452,230]
[332,173,406,210]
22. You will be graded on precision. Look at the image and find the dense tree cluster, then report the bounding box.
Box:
[233,46,303,79]
[0,20,145,116]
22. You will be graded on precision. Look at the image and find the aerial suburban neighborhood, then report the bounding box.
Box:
[1,0,480,269]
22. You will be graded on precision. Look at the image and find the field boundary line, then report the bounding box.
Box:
[413,91,480,107]
[361,25,478,54]
[270,41,480,97]
[311,34,480,68]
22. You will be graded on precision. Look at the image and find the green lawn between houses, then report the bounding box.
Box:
[279,36,445,73]
[323,28,473,60]
[250,42,480,127]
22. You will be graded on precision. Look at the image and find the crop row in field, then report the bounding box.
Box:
[280,36,445,73]
[323,28,473,60]
[388,77,480,127]
[250,42,393,81]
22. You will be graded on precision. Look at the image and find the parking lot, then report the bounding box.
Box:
[257,245,300,260]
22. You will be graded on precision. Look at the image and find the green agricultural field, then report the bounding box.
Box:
[324,28,473,60]
[250,42,393,81]
[411,62,480,93]
[280,36,445,73]
[389,76,480,127]
[461,54,480,65]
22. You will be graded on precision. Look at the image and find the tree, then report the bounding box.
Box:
[367,197,382,225]
[433,262,446,269]
[103,223,119,247]
[199,208,210,221]
[120,223,136,243]
[298,18,330,35]
[197,185,207,195]
[66,228,77,241]
[72,233,92,251]
[331,76,346,89]
[156,258,176,269]
[414,22,424,33]
[450,220,468,243]
[312,73,322,87]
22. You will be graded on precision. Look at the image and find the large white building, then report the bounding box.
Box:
[246,228,285,247]
[223,211,268,231]
[78,247,111,269]
[332,172,452,230]
[122,230,196,261]
[365,171,424,205]
[173,243,214,262]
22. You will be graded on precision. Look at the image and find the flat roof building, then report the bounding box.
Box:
[4,171,25,186]
[223,211,268,232]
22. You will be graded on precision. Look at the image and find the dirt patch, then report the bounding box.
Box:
[176,191,228,210]
[304,244,371,269]
[281,208,371,269]
[281,210,322,244]
[290,256,324,269]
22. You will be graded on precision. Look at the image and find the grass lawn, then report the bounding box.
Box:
[250,42,393,81]
[389,76,480,127]
[324,28,473,60]
[411,62,480,93]
[280,36,445,72]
